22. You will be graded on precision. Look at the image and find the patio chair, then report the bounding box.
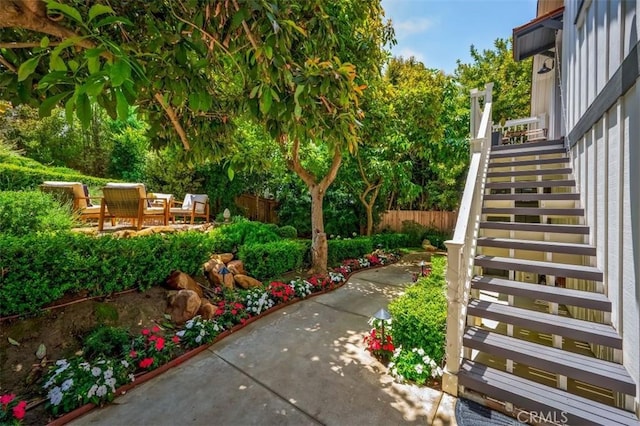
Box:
[148,192,175,209]
[98,183,169,231]
[39,181,103,221]
[170,193,210,224]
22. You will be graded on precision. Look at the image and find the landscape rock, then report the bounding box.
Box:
[218,253,234,264]
[166,271,203,297]
[167,289,201,324]
[198,299,216,320]
[203,257,224,273]
[421,239,437,252]
[234,274,262,289]
[227,260,246,275]
[220,267,236,289]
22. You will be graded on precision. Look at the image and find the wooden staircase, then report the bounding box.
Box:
[457,139,639,425]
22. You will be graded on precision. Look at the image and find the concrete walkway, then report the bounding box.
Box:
[73,255,458,426]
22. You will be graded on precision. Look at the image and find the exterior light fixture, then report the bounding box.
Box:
[373,308,391,345]
[419,260,426,276]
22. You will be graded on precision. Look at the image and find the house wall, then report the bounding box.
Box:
[562,0,640,407]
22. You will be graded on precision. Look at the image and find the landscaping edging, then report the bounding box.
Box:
[46,261,395,426]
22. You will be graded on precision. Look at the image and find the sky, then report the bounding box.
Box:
[381,0,538,74]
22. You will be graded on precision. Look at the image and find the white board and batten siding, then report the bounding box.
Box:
[562,0,640,407]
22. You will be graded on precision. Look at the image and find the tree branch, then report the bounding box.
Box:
[286,138,316,187]
[0,41,62,48]
[318,147,342,192]
[231,0,259,51]
[154,93,190,150]
[0,55,17,73]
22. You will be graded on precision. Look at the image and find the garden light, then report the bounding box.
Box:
[223,208,231,223]
[419,261,426,277]
[373,308,391,346]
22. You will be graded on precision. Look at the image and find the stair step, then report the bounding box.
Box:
[487,168,572,178]
[489,157,570,168]
[471,276,610,311]
[477,237,596,255]
[490,145,566,159]
[485,179,575,189]
[463,327,634,395]
[482,207,584,216]
[484,192,580,201]
[480,221,590,234]
[491,139,565,152]
[475,255,603,281]
[458,360,639,425]
[467,299,621,348]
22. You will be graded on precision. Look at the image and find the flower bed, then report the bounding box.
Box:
[29,251,400,425]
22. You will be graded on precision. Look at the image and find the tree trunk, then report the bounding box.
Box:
[309,184,328,274]
[365,203,374,236]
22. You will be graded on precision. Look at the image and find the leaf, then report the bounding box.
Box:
[115,88,129,120]
[8,337,20,346]
[40,36,50,48]
[50,55,67,72]
[163,313,172,320]
[294,84,305,104]
[87,56,101,74]
[294,103,302,119]
[249,85,260,99]
[17,57,40,82]
[88,4,114,22]
[39,91,71,117]
[227,166,235,181]
[85,48,104,58]
[65,95,76,124]
[110,59,131,87]
[75,92,91,129]
[68,59,79,72]
[46,1,83,24]
[259,88,272,114]
[36,343,46,359]
[188,92,200,111]
[84,78,106,96]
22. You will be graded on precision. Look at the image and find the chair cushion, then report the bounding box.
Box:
[105,183,148,205]
[190,194,208,214]
[42,181,87,209]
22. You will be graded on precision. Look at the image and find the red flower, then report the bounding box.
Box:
[152,325,160,333]
[234,303,243,309]
[141,328,150,335]
[149,335,157,341]
[172,335,180,344]
[215,308,223,316]
[231,309,238,315]
[155,337,165,351]
[129,350,137,358]
[217,301,225,307]
[139,357,154,369]
[0,394,15,406]
[12,400,26,420]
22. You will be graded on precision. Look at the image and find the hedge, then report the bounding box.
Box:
[389,256,448,363]
[370,233,412,250]
[239,240,309,281]
[0,190,76,236]
[0,232,213,316]
[327,237,374,266]
[0,162,111,191]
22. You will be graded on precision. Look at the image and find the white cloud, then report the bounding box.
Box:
[394,17,435,38]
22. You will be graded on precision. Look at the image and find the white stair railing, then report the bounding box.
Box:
[442,82,493,396]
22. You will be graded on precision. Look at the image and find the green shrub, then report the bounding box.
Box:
[239,240,308,281]
[389,256,447,363]
[327,237,373,265]
[371,233,411,250]
[422,230,450,250]
[83,326,130,360]
[277,225,298,239]
[0,190,76,236]
[399,220,451,249]
[210,219,281,252]
[0,162,111,191]
[0,231,213,316]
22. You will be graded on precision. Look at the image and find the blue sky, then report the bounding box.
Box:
[381,0,538,74]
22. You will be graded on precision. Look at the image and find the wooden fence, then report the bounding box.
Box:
[378,210,457,233]
[235,194,279,224]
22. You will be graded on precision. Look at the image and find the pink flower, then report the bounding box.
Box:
[139,357,154,369]
[151,325,160,333]
[149,335,157,341]
[172,336,180,344]
[0,394,15,406]
[141,328,150,335]
[215,308,223,316]
[155,337,165,351]
[231,309,238,315]
[130,350,137,358]
[12,400,26,420]
[234,303,243,309]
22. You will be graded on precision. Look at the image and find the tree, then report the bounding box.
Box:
[455,38,532,125]
[0,0,393,272]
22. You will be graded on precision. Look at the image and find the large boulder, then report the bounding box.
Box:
[234,274,262,289]
[198,299,216,320]
[166,271,203,297]
[208,265,235,289]
[421,239,437,252]
[167,290,201,324]
[203,257,224,273]
[227,260,246,275]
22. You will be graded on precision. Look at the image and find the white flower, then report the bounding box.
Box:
[195,335,202,343]
[121,360,129,368]
[176,330,186,337]
[128,374,135,383]
[105,377,116,388]
[96,385,107,398]
[104,368,113,379]
[87,384,98,398]
[185,320,194,329]
[61,379,74,391]
[415,364,424,375]
[80,362,91,371]
[55,359,68,367]
[92,367,102,377]
[44,378,55,389]
[417,348,425,356]
[199,329,206,337]
[48,386,63,406]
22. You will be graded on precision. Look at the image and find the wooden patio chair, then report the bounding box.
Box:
[39,181,103,221]
[98,183,168,231]
[170,193,210,224]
